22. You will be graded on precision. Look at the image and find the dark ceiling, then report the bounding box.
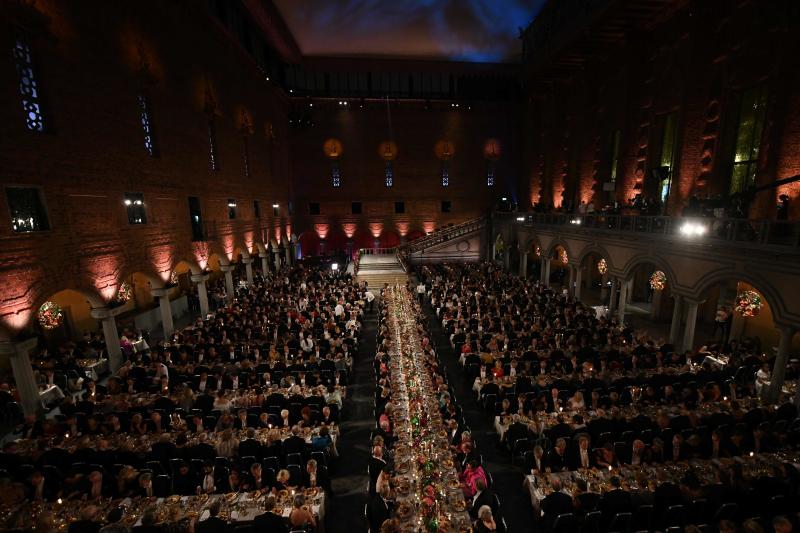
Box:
[272,0,545,63]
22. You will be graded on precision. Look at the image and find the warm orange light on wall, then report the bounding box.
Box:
[484,139,501,160]
[434,140,455,160]
[423,221,436,234]
[379,141,398,161]
[192,242,211,270]
[314,224,329,239]
[323,138,343,159]
[342,223,357,238]
[148,244,175,283]
[369,223,384,238]
[396,222,409,236]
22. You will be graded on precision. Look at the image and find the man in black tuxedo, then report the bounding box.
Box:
[600,477,632,526]
[573,478,600,515]
[367,485,393,533]
[469,479,497,519]
[319,405,338,425]
[283,426,306,457]
[546,438,569,472]
[238,428,262,460]
[368,445,387,496]
[151,433,177,467]
[189,433,217,463]
[195,502,231,533]
[302,459,331,493]
[172,463,197,496]
[253,496,288,533]
[541,478,574,529]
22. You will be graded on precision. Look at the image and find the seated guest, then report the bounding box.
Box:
[195,501,230,533]
[253,496,288,533]
[571,436,594,470]
[547,438,569,472]
[242,462,265,492]
[594,442,619,469]
[288,494,316,530]
[572,478,600,515]
[473,505,497,533]
[600,476,632,525]
[215,429,239,458]
[172,462,197,496]
[272,469,291,493]
[541,478,573,529]
[367,485,393,533]
[460,459,487,499]
[68,505,101,533]
[469,479,495,519]
[27,470,58,502]
[238,428,262,460]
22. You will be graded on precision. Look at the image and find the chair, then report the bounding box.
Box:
[263,456,281,472]
[663,504,685,529]
[553,513,576,533]
[146,461,165,475]
[713,502,740,523]
[310,451,327,467]
[689,499,709,525]
[608,512,631,533]
[581,511,602,533]
[239,456,257,469]
[287,464,302,486]
[286,452,302,467]
[632,504,653,532]
[153,474,172,497]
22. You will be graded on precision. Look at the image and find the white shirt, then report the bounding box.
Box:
[365,291,375,302]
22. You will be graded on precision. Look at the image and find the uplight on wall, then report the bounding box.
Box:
[331,263,339,271]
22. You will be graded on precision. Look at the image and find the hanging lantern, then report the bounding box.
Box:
[170,270,179,285]
[649,271,667,291]
[597,258,608,275]
[116,281,134,303]
[38,301,63,330]
[735,290,763,317]
[559,248,568,265]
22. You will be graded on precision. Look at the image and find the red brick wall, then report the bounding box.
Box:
[0,0,291,339]
[288,101,521,255]
[521,1,800,219]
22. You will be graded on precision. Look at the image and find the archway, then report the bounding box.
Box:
[522,238,542,280]
[492,234,505,262]
[548,244,570,287]
[298,231,321,258]
[577,251,610,305]
[623,260,675,324]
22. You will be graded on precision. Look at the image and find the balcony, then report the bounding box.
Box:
[498,212,800,251]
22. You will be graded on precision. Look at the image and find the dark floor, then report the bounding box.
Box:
[423,300,539,533]
[327,301,378,533]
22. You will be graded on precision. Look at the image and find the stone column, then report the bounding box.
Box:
[600,272,610,301]
[0,338,40,416]
[650,289,663,320]
[519,253,528,278]
[608,278,619,315]
[191,273,210,316]
[669,295,684,345]
[286,243,293,265]
[220,265,235,300]
[626,279,634,303]
[274,247,281,270]
[90,307,123,372]
[539,257,547,283]
[151,288,174,338]
[617,277,629,322]
[574,266,583,301]
[568,266,576,297]
[503,248,510,271]
[681,299,700,353]
[542,257,551,285]
[767,326,797,403]
[242,257,254,286]
[259,252,270,277]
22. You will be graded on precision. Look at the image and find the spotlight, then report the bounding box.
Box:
[124,199,132,206]
[515,216,525,222]
[679,221,707,237]
[272,203,279,209]
[570,218,582,225]
[331,263,339,271]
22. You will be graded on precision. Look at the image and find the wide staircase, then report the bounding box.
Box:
[356,250,407,287]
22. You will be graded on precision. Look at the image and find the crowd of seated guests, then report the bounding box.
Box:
[416,262,800,533]
[0,265,365,532]
[365,284,506,533]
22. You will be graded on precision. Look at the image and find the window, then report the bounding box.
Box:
[138,94,156,156]
[12,39,45,132]
[308,202,320,215]
[272,203,280,216]
[331,160,341,187]
[441,160,450,187]
[6,187,49,232]
[351,202,362,215]
[227,199,237,219]
[486,160,495,187]
[730,84,768,194]
[124,192,146,224]
[385,161,393,187]
[242,137,251,177]
[207,118,219,171]
[441,200,451,213]
[394,201,405,214]
[253,200,261,218]
[653,112,679,204]
[188,196,204,241]
[609,129,621,183]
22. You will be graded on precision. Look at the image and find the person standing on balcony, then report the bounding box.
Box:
[417,281,426,304]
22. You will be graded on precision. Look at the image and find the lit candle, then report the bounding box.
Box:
[57,498,62,504]
[750,452,754,457]
[65,433,69,439]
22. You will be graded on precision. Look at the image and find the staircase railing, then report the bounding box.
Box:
[402,217,486,253]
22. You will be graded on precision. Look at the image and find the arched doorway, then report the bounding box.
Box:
[623,261,675,324]
[577,252,610,305]
[548,244,570,287]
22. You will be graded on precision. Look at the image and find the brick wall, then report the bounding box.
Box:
[0,0,291,339]
[521,1,800,219]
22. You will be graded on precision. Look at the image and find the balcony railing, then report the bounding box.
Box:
[403,218,485,253]
[498,212,800,248]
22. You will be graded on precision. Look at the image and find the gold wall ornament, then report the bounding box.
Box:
[323,138,343,159]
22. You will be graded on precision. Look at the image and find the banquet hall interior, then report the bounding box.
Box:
[2,0,800,532]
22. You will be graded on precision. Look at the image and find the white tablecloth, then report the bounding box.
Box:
[39,385,65,407]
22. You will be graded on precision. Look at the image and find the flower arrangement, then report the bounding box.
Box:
[735,290,762,317]
[116,281,133,303]
[597,258,607,275]
[558,248,568,265]
[38,301,63,330]
[649,271,667,291]
[534,246,541,257]
[170,270,179,285]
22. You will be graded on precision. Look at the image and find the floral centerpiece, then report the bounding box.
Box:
[558,248,568,265]
[170,270,179,285]
[116,281,133,303]
[38,301,63,330]
[597,258,607,275]
[649,271,667,291]
[735,290,762,317]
